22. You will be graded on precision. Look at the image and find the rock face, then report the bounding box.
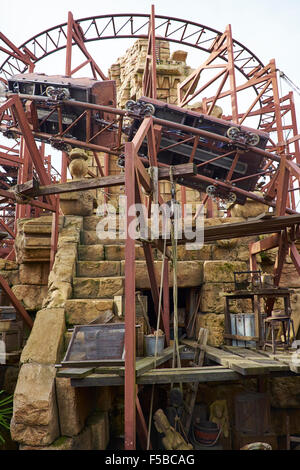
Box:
[43,216,82,309]
[11,364,59,446]
[230,192,269,219]
[55,378,95,437]
[20,308,65,365]
[196,313,225,347]
[65,299,114,325]
[19,411,109,450]
[14,216,63,263]
[11,285,48,311]
[60,191,94,217]
[270,377,300,408]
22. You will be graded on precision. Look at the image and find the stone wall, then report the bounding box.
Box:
[10,216,110,450]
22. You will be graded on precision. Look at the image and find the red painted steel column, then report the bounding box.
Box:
[65,11,73,77]
[150,5,157,99]
[124,141,136,450]
[163,257,170,346]
[104,152,109,204]
[226,25,239,123]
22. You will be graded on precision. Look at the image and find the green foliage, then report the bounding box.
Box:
[0,390,13,444]
[52,436,68,447]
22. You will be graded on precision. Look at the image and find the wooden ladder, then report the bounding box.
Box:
[183,327,208,436]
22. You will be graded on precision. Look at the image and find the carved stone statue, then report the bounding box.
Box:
[60,148,95,216]
[153,409,193,451]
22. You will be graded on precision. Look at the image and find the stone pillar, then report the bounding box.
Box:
[60,148,95,216]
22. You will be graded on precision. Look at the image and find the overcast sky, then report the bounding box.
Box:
[1,0,300,166]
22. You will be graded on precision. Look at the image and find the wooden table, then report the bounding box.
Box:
[224,288,293,348]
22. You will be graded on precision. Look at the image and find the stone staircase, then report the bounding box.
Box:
[65,215,205,327]
[65,216,149,326]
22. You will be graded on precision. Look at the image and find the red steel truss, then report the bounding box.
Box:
[0,6,299,450]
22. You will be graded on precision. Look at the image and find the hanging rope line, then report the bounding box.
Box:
[147,167,184,449]
[169,166,181,373]
[278,70,300,97]
[146,227,167,450]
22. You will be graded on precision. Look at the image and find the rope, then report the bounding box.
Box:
[174,414,191,445]
[146,233,167,450]
[147,167,182,448]
[278,70,300,97]
[169,166,181,374]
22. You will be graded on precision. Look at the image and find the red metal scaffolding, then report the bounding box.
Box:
[0,6,299,450]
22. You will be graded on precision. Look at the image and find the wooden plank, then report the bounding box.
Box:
[157,214,300,245]
[255,349,300,374]
[135,345,184,376]
[224,333,259,342]
[61,346,183,379]
[255,349,293,363]
[18,163,197,197]
[94,366,124,376]
[139,366,240,384]
[57,367,95,378]
[222,346,289,372]
[72,373,124,387]
[181,338,246,366]
[61,359,124,367]
[180,339,268,375]
[70,366,240,387]
[250,234,280,255]
[228,361,268,376]
[289,363,300,374]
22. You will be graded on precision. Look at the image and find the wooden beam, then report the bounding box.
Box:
[135,345,184,376]
[15,163,196,198]
[180,339,270,376]
[222,346,289,372]
[56,368,95,378]
[249,233,280,255]
[152,215,300,245]
[70,366,240,387]
[138,366,240,384]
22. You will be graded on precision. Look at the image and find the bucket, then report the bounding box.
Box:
[144,334,165,356]
[193,421,220,445]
